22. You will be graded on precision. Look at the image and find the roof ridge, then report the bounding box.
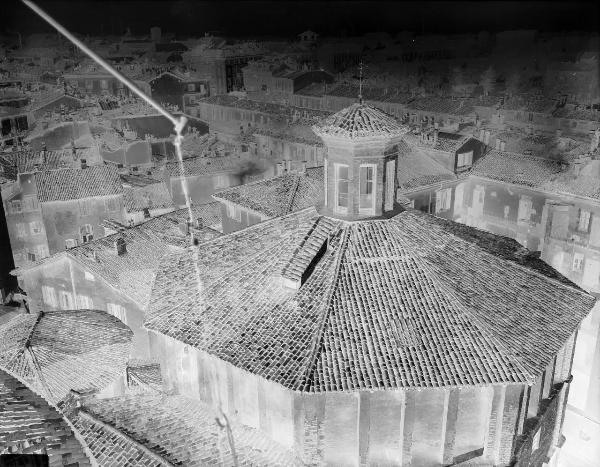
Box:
[388,220,536,382]
[299,226,349,391]
[284,173,302,215]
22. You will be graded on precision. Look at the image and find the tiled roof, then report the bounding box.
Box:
[0,310,132,405]
[123,182,174,213]
[542,174,600,201]
[0,369,91,463]
[501,95,557,113]
[406,96,476,116]
[165,154,247,178]
[252,127,324,146]
[62,393,303,466]
[312,103,409,140]
[35,165,123,202]
[553,107,600,122]
[213,167,324,218]
[433,132,470,153]
[396,141,457,191]
[471,149,566,188]
[200,95,331,120]
[12,147,100,174]
[145,207,595,392]
[65,204,222,309]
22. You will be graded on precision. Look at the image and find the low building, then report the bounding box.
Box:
[162,153,259,206]
[13,203,223,364]
[3,165,125,267]
[121,174,175,225]
[405,130,488,173]
[213,165,324,233]
[149,70,209,113]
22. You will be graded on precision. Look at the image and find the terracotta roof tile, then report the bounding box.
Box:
[0,310,132,404]
[64,393,303,466]
[35,165,123,202]
[145,207,595,392]
[471,149,566,188]
[213,167,324,218]
[123,182,174,213]
[66,204,222,309]
[396,141,457,192]
[313,103,408,140]
[0,369,90,463]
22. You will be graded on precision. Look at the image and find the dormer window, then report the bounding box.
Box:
[334,164,349,214]
[359,164,376,214]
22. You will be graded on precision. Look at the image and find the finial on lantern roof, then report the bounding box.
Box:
[358,60,364,104]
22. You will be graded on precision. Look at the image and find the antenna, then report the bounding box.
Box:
[358,60,364,104]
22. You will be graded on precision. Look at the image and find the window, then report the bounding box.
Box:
[578,210,591,232]
[79,199,93,216]
[457,151,473,169]
[11,200,22,214]
[359,164,376,214]
[80,224,93,243]
[107,303,127,323]
[30,220,44,235]
[100,79,108,90]
[435,188,452,213]
[385,160,396,211]
[227,203,242,222]
[41,286,58,308]
[22,195,38,212]
[58,290,74,310]
[143,208,151,219]
[77,294,93,309]
[16,223,27,238]
[104,197,119,212]
[215,175,228,189]
[573,253,584,272]
[26,251,36,262]
[36,245,49,259]
[85,80,93,90]
[65,238,77,249]
[335,164,349,213]
[187,83,196,92]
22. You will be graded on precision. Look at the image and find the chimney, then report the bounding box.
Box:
[495,139,501,150]
[80,159,87,169]
[556,129,562,138]
[479,129,485,140]
[196,218,204,229]
[500,140,506,151]
[275,163,284,176]
[484,130,490,145]
[285,160,292,172]
[301,161,307,173]
[114,237,127,256]
[433,129,439,145]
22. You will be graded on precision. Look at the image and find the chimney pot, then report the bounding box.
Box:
[500,141,506,151]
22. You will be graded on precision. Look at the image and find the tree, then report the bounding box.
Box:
[480,66,496,96]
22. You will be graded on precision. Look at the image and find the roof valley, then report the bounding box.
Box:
[299,227,350,392]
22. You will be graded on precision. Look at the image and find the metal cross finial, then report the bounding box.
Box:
[358,61,364,104]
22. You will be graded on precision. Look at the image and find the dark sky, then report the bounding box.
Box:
[2,1,599,38]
